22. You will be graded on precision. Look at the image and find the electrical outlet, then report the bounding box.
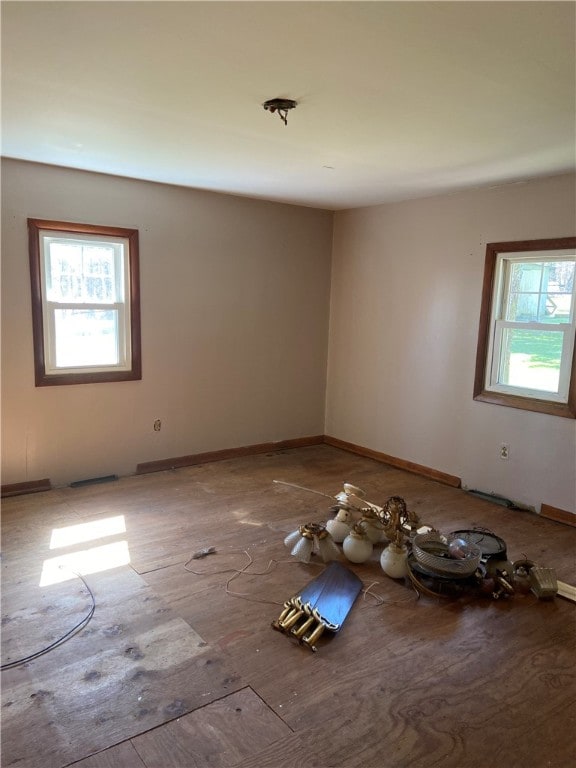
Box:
[153,419,162,432]
[500,443,509,460]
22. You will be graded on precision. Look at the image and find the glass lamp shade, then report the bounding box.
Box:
[284,523,339,563]
[290,535,314,563]
[317,534,341,562]
[360,517,385,544]
[380,543,408,579]
[284,529,302,549]
[342,530,373,563]
[326,517,351,543]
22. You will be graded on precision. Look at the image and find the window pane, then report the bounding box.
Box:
[506,290,540,321]
[546,292,573,323]
[54,309,119,367]
[83,245,117,302]
[47,241,118,304]
[47,243,83,301]
[499,327,562,393]
[506,260,575,323]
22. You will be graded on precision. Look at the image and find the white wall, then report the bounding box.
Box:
[1,159,333,486]
[326,174,576,513]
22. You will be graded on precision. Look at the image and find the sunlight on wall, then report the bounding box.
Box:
[49,515,126,549]
[41,515,131,586]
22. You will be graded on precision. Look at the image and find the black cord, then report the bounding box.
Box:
[0,570,96,671]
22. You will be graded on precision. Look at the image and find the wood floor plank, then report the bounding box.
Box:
[66,741,146,768]
[1,566,244,768]
[130,687,292,768]
[233,680,575,768]
[2,445,575,768]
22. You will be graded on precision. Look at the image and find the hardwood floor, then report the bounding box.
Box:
[1,446,575,768]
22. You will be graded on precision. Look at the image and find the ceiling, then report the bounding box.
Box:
[2,1,575,210]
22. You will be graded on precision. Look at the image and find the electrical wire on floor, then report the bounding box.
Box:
[184,549,417,608]
[0,569,96,671]
[184,548,317,606]
[361,580,419,606]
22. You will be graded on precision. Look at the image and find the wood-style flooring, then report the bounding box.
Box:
[1,445,575,768]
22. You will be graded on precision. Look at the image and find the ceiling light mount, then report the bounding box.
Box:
[263,98,297,126]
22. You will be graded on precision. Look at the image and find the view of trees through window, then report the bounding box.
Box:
[46,240,122,368]
[502,260,575,393]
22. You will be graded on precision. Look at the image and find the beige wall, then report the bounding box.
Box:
[326,173,576,513]
[1,159,333,486]
[3,160,575,514]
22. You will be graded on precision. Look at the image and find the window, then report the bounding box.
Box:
[474,237,576,418]
[28,219,141,386]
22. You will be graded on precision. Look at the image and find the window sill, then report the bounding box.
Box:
[473,388,575,418]
[35,369,141,387]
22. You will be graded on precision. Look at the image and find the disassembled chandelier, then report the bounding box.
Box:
[262,97,297,126]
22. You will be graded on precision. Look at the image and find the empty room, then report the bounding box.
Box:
[1,2,575,768]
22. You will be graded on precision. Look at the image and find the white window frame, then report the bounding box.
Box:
[474,238,576,419]
[485,251,576,403]
[28,219,141,386]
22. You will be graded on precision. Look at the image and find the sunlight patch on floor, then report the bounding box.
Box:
[40,540,131,586]
[42,515,131,585]
[49,515,126,549]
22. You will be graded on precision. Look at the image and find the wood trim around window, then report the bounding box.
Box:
[473,237,576,419]
[28,219,142,386]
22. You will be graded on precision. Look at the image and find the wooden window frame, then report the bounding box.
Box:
[28,218,142,386]
[474,237,576,418]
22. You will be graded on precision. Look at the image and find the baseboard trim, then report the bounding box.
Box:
[540,503,576,527]
[136,435,325,475]
[323,435,461,488]
[1,478,52,498]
